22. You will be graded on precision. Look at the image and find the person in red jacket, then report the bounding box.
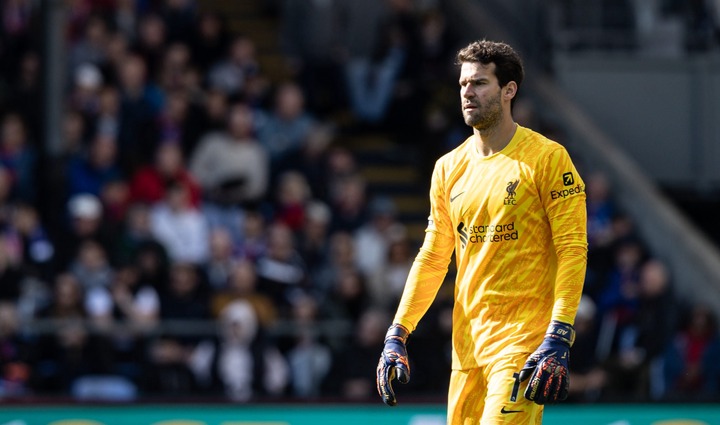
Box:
[129,142,201,207]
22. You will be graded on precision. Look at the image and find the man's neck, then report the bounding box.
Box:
[474,119,518,157]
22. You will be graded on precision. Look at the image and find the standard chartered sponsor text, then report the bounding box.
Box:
[466,221,518,243]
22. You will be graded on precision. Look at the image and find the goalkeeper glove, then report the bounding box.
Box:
[376,323,411,406]
[519,320,575,404]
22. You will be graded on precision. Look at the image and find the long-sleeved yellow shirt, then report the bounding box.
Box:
[394,125,587,370]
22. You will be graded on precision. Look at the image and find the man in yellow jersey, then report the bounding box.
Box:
[376,40,587,424]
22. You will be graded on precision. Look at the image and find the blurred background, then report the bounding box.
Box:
[1,0,720,422]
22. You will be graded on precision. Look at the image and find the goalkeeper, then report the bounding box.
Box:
[376,40,587,424]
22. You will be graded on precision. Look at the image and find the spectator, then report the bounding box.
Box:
[160,0,195,45]
[197,88,230,139]
[66,134,122,198]
[101,32,130,87]
[55,193,114,271]
[324,267,370,325]
[116,54,163,168]
[203,227,237,291]
[190,102,269,208]
[255,222,307,314]
[207,35,260,98]
[112,203,157,266]
[605,259,677,399]
[341,0,407,125]
[99,176,131,231]
[159,262,208,321]
[286,293,332,398]
[34,273,113,392]
[297,201,332,276]
[0,301,33,397]
[256,82,315,170]
[0,113,36,202]
[323,308,388,400]
[155,88,194,147]
[68,15,109,76]
[111,0,138,41]
[368,236,413,309]
[329,172,368,232]
[236,209,267,262]
[586,172,616,249]
[132,13,167,80]
[313,231,358,303]
[354,196,405,278]
[110,263,159,329]
[149,182,209,265]
[145,261,209,394]
[129,142,201,207]
[10,202,54,280]
[279,0,345,116]
[6,51,42,138]
[70,63,103,121]
[210,258,277,328]
[568,295,607,402]
[273,171,312,233]
[0,241,24,303]
[190,300,289,401]
[294,123,336,202]
[69,239,113,290]
[663,304,720,400]
[94,86,122,142]
[189,11,229,74]
[134,240,170,296]
[595,237,647,358]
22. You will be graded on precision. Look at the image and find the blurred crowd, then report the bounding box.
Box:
[0,0,718,405]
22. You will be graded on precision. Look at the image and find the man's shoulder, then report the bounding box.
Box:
[514,126,568,158]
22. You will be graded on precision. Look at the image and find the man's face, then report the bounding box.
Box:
[459,62,504,131]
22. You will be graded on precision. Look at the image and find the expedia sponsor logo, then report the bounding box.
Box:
[562,172,575,186]
[550,183,585,200]
[457,221,519,248]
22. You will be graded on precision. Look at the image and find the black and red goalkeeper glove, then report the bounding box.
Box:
[376,323,411,406]
[519,320,575,404]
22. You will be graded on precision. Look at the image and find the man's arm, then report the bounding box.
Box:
[377,229,454,406]
[395,157,457,330]
[393,230,455,331]
[520,146,587,404]
[543,147,587,325]
[377,159,455,406]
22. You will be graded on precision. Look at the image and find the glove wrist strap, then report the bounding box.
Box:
[385,323,410,344]
[545,320,575,347]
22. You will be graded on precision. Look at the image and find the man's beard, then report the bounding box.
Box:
[463,92,503,131]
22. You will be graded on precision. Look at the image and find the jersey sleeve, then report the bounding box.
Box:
[538,147,588,325]
[393,160,455,332]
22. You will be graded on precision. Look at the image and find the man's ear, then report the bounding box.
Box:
[503,81,518,101]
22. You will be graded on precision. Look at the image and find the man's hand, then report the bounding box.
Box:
[376,323,411,406]
[519,320,575,404]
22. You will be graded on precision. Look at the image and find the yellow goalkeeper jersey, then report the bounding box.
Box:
[394,125,587,370]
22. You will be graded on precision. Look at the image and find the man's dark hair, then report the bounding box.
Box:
[456,40,524,90]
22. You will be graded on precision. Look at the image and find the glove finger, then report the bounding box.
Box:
[518,364,535,383]
[524,370,543,403]
[557,373,569,402]
[375,358,386,398]
[396,363,410,384]
[519,353,541,382]
[377,358,398,406]
[543,372,560,404]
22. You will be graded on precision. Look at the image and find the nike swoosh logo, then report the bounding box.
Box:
[450,191,465,202]
[501,407,523,414]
